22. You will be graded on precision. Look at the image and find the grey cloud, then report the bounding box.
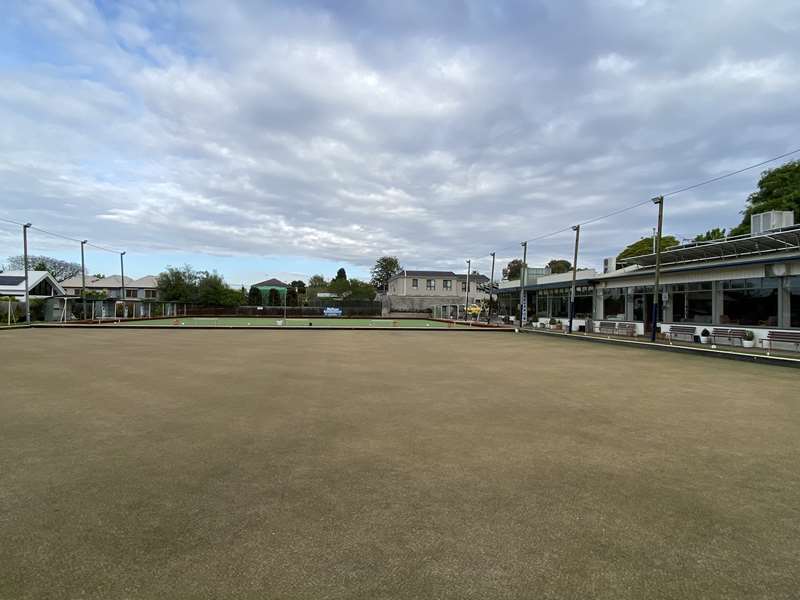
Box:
[1,0,797,273]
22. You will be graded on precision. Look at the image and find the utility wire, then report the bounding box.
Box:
[482,147,800,261]
[0,216,123,254]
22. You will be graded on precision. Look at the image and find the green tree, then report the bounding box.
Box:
[157,265,199,302]
[503,259,523,280]
[694,227,726,242]
[547,259,572,274]
[267,288,282,306]
[617,235,679,262]
[308,274,327,288]
[730,160,800,235]
[327,276,351,297]
[6,255,82,281]
[247,286,263,305]
[348,279,376,300]
[334,267,347,280]
[286,280,307,306]
[196,271,242,306]
[370,256,401,291]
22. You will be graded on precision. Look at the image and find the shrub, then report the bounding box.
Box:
[743,330,755,341]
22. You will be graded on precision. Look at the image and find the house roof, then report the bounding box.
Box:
[252,278,288,288]
[0,271,65,297]
[61,274,158,289]
[389,270,489,283]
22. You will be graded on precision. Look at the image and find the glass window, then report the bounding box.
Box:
[443,280,452,290]
[671,284,712,324]
[603,289,625,320]
[126,289,138,298]
[426,279,435,290]
[411,279,418,288]
[721,277,779,326]
[145,290,157,299]
[790,276,800,328]
[461,281,467,292]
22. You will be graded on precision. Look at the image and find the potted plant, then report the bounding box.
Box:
[699,328,711,344]
[742,330,755,349]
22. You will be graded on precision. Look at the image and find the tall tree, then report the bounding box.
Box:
[334,267,347,280]
[6,255,81,281]
[694,228,726,242]
[730,160,800,235]
[503,259,523,280]
[196,271,243,306]
[247,286,263,305]
[617,235,679,262]
[307,274,327,288]
[348,279,376,300]
[286,280,307,306]
[157,265,199,302]
[370,256,401,291]
[327,276,351,297]
[546,259,572,274]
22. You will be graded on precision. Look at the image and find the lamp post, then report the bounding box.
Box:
[568,225,580,333]
[120,251,126,319]
[81,240,88,321]
[487,252,495,324]
[651,196,664,342]
[465,259,471,320]
[519,241,528,326]
[22,223,31,325]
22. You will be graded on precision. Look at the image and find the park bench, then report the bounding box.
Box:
[710,328,747,346]
[598,321,618,336]
[760,330,800,355]
[598,321,637,337]
[666,325,696,343]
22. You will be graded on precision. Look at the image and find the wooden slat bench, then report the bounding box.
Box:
[598,321,617,336]
[598,321,637,337]
[761,330,800,355]
[710,328,748,346]
[666,325,696,343]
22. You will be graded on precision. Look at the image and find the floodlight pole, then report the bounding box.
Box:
[283,288,288,321]
[650,196,664,342]
[22,223,32,325]
[519,241,527,326]
[80,240,87,321]
[568,225,581,334]
[120,252,126,319]
[487,252,496,324]
[465,259,471,319]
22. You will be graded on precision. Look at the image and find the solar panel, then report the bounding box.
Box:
[0,276,26,286]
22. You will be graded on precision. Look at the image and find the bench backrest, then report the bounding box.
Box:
[767,331,800,341]
[728,329,747,337]
[670,325,695,333]
[711,328,729,335]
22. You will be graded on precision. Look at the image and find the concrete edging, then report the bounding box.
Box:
[518,327,800,369]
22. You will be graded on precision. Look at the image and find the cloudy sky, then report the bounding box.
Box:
[1,0,798,284]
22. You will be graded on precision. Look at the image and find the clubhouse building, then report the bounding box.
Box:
[497,211,800,347]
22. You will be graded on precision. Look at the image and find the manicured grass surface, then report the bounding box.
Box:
[104,316,468,328]
[1,329,798,599]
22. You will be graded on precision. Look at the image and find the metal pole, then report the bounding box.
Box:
[465,259,471,320]
[568,224,580,333]
[283,288,287,321]
[487,252,495,323]
[120,252,126,318]
[652,227,656,254]
[22,223,31,324]
[519,241,527,326]
[81,240,87,321]
[650,196,664,342]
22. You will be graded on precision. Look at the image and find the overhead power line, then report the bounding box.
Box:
[0,215,123,254]
[484,146,800,260]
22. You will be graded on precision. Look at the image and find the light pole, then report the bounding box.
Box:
[81,240,88,321]
[465,259,471,319]
[487,251,496,324]
[651,196,664,342]
[568,225,580,333]
[22,223,31,325]
[519,241,528,326]
[120,251,126,318]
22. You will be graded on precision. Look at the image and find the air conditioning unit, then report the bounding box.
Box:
[751,211,794,235]
[603,257,617,274]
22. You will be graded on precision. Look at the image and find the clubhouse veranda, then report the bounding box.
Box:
[496,211,800,348]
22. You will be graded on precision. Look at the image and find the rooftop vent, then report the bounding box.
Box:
[751,211,794,236]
